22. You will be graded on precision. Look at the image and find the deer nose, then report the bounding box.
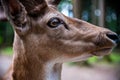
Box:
[106,33,120,43]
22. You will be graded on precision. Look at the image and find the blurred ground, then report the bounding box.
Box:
[62,64,120,80]
[0,55,120,80]
[0,55,12,78]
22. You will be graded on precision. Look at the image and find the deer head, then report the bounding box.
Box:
[1,0,119,80]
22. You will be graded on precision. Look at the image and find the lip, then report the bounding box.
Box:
[91,48,113,56]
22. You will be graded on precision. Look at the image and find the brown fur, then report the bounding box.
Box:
[1,0,117,80]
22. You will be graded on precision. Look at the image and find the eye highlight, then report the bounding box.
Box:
[47,17,61,28]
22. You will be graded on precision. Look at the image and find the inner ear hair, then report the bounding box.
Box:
[1,0,29,36]
[1,0,27,28]
[1,0,21,16]
[19,0,48,15]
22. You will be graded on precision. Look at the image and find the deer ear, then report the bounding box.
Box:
[1,0,23,19]
[1,0,48,20]
[1,0,48,35]
[48,0,61,7]
[1,0,29,35]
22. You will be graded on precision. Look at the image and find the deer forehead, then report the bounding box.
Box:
[37,9,66,23]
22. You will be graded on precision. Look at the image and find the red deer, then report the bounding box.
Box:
[0,0,119,80]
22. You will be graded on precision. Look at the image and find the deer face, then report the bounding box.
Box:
[2,0,119,62]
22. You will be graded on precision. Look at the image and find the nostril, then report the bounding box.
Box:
[106,33,120,43]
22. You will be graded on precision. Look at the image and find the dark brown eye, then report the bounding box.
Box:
[47,17,61,28]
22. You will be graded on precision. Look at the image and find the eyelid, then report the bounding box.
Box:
[47,17,69,30]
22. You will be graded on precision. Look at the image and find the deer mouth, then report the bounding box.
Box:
[91,48,113,56]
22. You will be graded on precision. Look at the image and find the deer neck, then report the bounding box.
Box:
[12,51,62,80]
[12,35,62,80]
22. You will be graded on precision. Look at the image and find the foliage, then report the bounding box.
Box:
[105,8,118,32]
[68,51,120,66]
[109,52,120,63]
[0,36,3,45]
[0,47,13,55]
[86,51,120,64]
[0,21,13,47]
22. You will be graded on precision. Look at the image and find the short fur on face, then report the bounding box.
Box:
[1,0,117,80]
[1,0,116,62]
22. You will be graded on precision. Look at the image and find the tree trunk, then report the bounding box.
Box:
[91,0,105,27]
[73,0,83,19]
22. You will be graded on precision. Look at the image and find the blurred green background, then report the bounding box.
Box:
[0,0,120,65]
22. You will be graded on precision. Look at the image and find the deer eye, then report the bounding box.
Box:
[47,17,61,28]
